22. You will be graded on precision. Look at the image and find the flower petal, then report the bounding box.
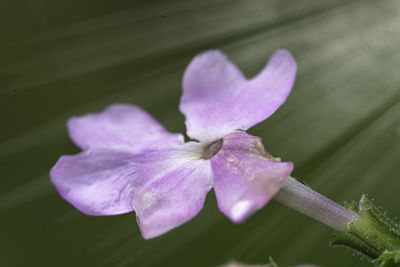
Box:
[51,142,212,238]
[132,158,212,239]
[68,103,184,151]
[180,49,296,142]
[50,149,137,216]
[211,131,293,223]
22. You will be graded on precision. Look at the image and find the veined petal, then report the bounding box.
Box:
[180,49,296,142]
[50,142,212,239]
[50,149,137,216]
[211,131,293,223]
[68,103,184,152]
[133,158,212,239]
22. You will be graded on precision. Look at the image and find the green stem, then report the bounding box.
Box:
[331,195,400,266]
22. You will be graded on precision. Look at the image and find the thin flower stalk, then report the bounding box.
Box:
[274,176,357,232]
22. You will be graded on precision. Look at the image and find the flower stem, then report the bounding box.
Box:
[273,177,400,266]
[274,176,356,231]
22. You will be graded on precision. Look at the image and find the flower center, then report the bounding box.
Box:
[202,139,223,159]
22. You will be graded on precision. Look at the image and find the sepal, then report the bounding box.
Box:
[331,194,400,266]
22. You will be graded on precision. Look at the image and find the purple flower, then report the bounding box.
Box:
[50,49,297,239]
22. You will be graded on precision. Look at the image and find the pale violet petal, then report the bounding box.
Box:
[50,142,212,239]
[50,149,137,216]
[68,103,183,151]
[180,49,296,142]
[211,131,293,223]
[133,158,212,239]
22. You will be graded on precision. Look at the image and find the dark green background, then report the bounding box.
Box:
[1,0,400,266]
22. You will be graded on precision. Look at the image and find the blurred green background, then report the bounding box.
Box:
[1,0,400,266]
